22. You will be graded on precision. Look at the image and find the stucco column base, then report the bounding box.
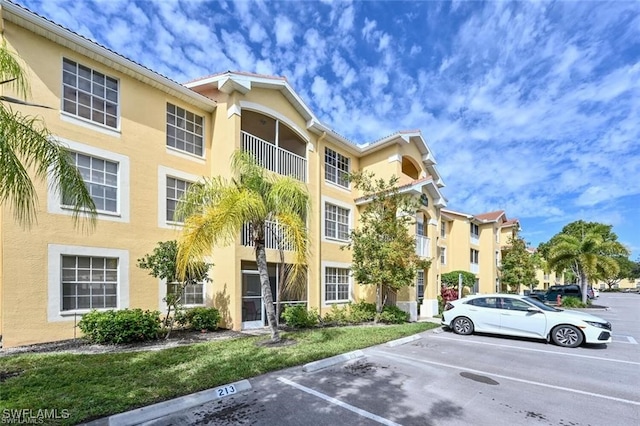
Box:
[396,301,418,322]
[419,298,438,318]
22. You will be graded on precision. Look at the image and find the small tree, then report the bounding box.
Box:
[345,172,431,314]
[441,270,476,292]
[500,235,537,293]
[601,256,636,290]
[137,240,210,338]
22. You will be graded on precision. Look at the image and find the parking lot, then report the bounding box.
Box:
[142,293,639,426]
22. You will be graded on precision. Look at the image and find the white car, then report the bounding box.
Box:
[442,294,612,348]
[592,287,600,298]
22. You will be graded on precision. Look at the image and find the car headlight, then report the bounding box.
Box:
[584,321,611,330]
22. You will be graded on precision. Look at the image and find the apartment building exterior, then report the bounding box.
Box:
[0,2,448,347]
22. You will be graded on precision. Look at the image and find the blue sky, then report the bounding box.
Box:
[17,0,640,258]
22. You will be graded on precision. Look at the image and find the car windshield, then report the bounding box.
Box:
[523,296,560,312]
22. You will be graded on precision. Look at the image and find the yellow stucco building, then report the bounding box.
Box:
[0,2,451,347]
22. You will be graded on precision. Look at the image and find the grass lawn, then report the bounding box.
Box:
[0,322,438,425]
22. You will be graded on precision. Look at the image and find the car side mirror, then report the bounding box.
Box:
[527,307,542,313]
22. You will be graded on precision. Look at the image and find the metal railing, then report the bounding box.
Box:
[242,131,307,182]
[241,221,295,251]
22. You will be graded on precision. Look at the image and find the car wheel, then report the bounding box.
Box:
[551,325,584,348]
[452,317,474,335]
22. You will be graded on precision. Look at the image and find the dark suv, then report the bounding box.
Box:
[544,285,583,302]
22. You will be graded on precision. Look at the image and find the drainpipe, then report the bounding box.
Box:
[316,131,327,310]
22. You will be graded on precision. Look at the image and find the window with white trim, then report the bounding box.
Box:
[470,249,480,264]
[325,147,350,188]
[62,58,118,128]
[416,270,424,299]
[64,152,118,213]
[167,103,204,156]
[440,247,447,265]
[325,267,350,302]
[470,223,480,238]
[440,221,446,238]
[166,177,191,223]
[325,203,350,241]
[167,282,204,305]
[61,255,118,310]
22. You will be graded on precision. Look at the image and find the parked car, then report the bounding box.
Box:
[544,284,583,302]
[442,294,612,348]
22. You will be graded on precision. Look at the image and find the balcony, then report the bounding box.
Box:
[416,235,431,258]
[470,263,479,274]
[242,131,307,182]
[241,221,295,251]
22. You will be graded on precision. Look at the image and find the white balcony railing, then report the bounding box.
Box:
[416,235,431,258]
[470,235,480,246]
[241,221,295,251]
[242,131,307,182]
[470,263,480,274]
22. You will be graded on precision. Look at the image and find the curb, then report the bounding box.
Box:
[386,334,422,347]
[302,350,365,372]
[81,380,251,426]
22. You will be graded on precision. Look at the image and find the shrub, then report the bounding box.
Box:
[282,305,320,328]
[348,300,376,323]
[177,307,221,331]
[323,304,350,325]
[561,296,587,308]
[377,305,410,324]
[78,309,161,344]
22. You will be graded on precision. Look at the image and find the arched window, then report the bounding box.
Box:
[402,156,420,180]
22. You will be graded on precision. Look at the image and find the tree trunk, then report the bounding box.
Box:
[580,272,588,304]
[255,238,280,342]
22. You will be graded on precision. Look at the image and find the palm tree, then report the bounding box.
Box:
[0,42,96,228]
[548,232,628,303]
[176,150,309,342]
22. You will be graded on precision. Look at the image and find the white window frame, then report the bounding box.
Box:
[324,147,350,189]
[322,261,352,305]
[470,249,480,264]
[470,223,480,238]
[47,138,130,223]
[157,166,201,228]
[158,279,205,310]
[416,270,425,299]
[61,57,119,131]
[48,244,129,322]
[322,196,353,243]
[166,103,205,158]
[440,247,447,265]
[440,221,446,238]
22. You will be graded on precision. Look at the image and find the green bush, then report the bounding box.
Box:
[323,304,350,325]
[561,296,587,308]
[78,309,161,344]
[377,305,410,324]
[348,300,376,323]
[282,305,320,328]
[177,307,221,331]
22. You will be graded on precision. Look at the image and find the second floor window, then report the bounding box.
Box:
[441,221,446,238]
[166,177,191,223]
[440,247,447,265]
[416,271,424,298]
[62,58,118,128]
[470,249,480,264]
[65,152,118,213]
[325,148,350,188]
[167,103,204,156]
[325,203,350,241]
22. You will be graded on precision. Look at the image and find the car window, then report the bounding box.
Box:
[523,296,560,312]
[507,299,531,311]
[467,297,497,308]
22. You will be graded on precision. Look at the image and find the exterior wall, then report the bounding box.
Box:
[0,9,447,346]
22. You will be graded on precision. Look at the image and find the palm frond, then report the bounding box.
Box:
[0,42,29,99]
[0,96,53,109]
[267,176,310,217]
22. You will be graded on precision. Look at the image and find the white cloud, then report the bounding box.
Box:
[274,15,295,47]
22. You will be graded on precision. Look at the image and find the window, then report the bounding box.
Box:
[166,103,204,156]
[325,148,350,188]
[325,203,350,240]
[62,58,118,128]
[325,267,350,302]
[470,249,479,264]
[440,247,447,265]
[167,282,203,305]
[467,297,497,308]
[166,177,191,223]
[61,256,118,311]
[441,221,446,238]
[470,223,479,238]
[65,152,118,213]
[416,271,424,299]
[416,220,426,236]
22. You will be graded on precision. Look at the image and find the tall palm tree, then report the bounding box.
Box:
[176,150,309,342]
[548,232,628,303]
[0,42,96,228]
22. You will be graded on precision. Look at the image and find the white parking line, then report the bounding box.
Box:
[369,350,640,407]
[430,335,640,365]
[277,377,401,426]
[613,335,638,344]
